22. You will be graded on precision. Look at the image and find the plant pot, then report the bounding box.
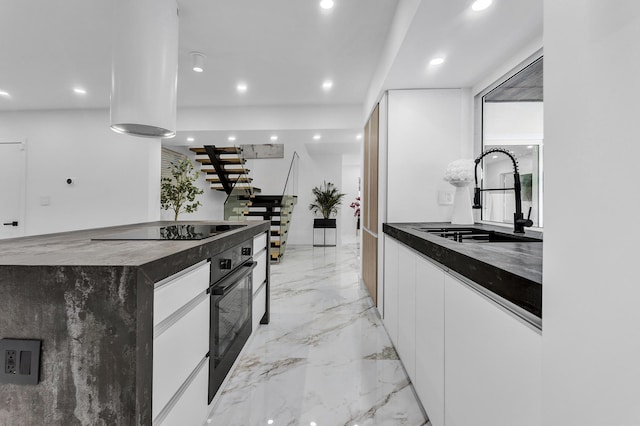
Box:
[313,218,337,229]
[449,180,474,225]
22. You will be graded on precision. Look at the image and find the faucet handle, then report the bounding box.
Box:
[524,206,534,227]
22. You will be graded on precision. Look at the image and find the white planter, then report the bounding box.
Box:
[449,180,474,225]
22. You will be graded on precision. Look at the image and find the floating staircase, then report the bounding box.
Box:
[189,146,260,193]
[240,194,298,261]
[189,145,299,262]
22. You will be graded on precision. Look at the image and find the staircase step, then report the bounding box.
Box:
[190,146,241,155]
[244,211,280,217]
[196,157,244,165]
[201,167,249,175]
[270,250,281,261]
[206,177,253,183]
[252,195,285,202]
[248,201,286,208]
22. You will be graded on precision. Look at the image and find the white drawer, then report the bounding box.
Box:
[252,283,267,330]
[154,261,210,326]
[153,295,210,418]
[253,232,267,255]
[154,357,209,426]
[252,250,267,294]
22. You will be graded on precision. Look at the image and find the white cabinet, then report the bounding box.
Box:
[158,358,210,426]
[414,256,445,426]
[397,243,416,380]
[152,261,211,426]
[382,236,541,426]
[444,273,541,426]
[383,236,399,346]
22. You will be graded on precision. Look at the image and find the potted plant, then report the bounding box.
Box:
[350,196,361,230]
[161,158,204,220]
[309,181,345,229]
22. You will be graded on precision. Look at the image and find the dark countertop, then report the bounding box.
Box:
[383,222,542,319]
[0,220,269,268]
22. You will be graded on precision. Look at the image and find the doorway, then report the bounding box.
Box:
[0,141,26,239]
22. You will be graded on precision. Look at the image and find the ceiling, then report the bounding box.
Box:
[382,0,542,91]
[0,0,543,150]
[0,0,398,111]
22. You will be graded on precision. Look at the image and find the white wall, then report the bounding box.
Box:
[0,109,160,236]
[542,2,640,425]
[177,105,361,132]
[386,89,471,223]
[340,159,361,245]
[363,0,422,120]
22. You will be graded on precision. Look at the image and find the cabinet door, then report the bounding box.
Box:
[153,261,211,423]
[397,244,416,381]
[414,256,445,426]
[383,236,399,346]
[156,358,209,426]
[444,273,542,426]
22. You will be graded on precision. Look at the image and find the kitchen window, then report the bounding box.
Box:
[475,54,544,227]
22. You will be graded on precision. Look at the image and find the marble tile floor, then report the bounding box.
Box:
[206,244,430,426]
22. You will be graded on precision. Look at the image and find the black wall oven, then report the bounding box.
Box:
[208,240,256,403]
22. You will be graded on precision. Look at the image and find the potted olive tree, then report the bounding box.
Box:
[161,158,204,221]
[309,181,345,233]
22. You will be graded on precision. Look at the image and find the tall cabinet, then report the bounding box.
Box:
[361,89,469,311]
[362,103,379,305]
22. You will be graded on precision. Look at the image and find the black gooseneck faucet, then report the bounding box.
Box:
[473,148,533,234]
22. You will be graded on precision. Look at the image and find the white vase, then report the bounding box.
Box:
[449,180,474,225]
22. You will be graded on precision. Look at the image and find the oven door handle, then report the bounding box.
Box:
[209,261,257,296]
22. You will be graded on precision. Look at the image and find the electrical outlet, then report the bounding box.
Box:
[0,339,41,385]
[5,350,16,374]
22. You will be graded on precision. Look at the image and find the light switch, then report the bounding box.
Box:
[438,190,454,205]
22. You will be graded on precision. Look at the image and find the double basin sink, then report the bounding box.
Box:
[414,227,542,244]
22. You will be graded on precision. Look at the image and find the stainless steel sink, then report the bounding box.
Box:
[414,227,542,243]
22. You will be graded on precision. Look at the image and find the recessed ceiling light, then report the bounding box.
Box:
[429,57,445,66]
[322,80,333,90]
[270,135,278,141]
[187,137,195,142]
[356,133,362,140]
[237,83,248,93]
[0,90,9,98]
[492,155,498,159]
[313,134,321,140]
[267,421,274,425]
[471,0,492,11]
[73,87,87,95]
[527,145,534,149]
[320,0,334,9]
[191,52,205,73]
[228,136,236,142]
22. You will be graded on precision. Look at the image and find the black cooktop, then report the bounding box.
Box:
[92,224,247,241]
